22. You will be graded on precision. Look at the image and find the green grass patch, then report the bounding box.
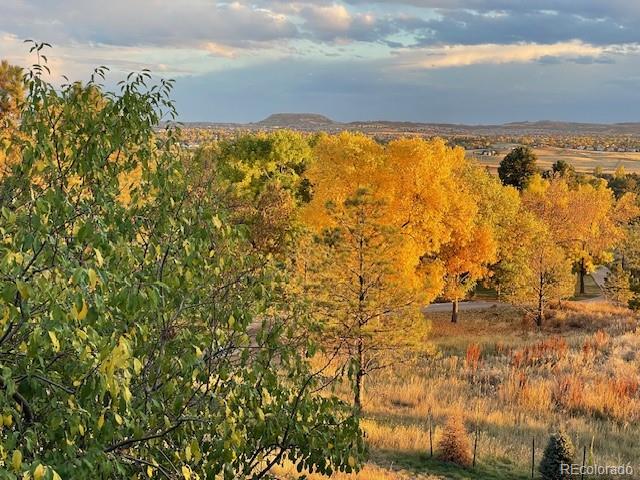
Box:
[470,284,499,301]
[570,274,602,300]
[372,450,531,480]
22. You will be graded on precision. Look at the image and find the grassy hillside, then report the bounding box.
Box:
[473,146,640,174]
[275,299,640,480]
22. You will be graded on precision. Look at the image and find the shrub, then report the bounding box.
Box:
[552,376,585,415]
[0,46,365,478]
[499,370,552,414]
[465,343,482,371]
[539,431,575,480]
[582,329,610,362]
[437,413,472,467]
[511,337,568,368]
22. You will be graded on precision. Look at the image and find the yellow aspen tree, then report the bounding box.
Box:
[0,60,25,177]
[424,224,496,323]
[466,166,523,300]
[502,217,574,326]
[522,176,624,295]
[420,164,507,322]
[567,182,623,294]
[303,133,464,408]
[0,60,24,126]
[492,175,575,324]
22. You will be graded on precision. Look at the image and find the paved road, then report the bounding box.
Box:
[590,265,610,291]
[424,266,610,312]
[424,300,503,313]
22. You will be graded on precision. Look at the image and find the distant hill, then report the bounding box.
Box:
[257,113,338,128]
[497,121,640,134]
[178,115,640,137]
[255,116,640,135]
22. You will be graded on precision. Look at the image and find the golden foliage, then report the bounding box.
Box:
[306,133,469,298]
[523,176,625,272]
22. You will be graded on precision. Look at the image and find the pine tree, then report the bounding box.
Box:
[539,431,575,480]
[303,188,429,410]
[303,134,469,408]
[437,413,472,467]
[604,263,632,307]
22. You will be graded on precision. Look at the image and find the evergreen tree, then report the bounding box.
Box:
[437,413,472,467]
[539,431,575,480]
[551,160,575,179]
[498,146,538,190]
[604,263,632,307]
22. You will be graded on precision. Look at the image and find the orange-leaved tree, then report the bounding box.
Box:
[302,133,464,408]
[420,164,505,322]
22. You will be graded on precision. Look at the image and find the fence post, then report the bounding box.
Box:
[472,425,479,468]
[531,437,535,479]
[581,445,586,480]
[428,408,433,458]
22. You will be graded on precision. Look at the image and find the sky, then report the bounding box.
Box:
[2,1,640,123]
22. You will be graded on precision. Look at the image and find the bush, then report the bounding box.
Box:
[539,431,575,479]
[0,45,365,479]
[437,413,472,467]
[603,263,632,307]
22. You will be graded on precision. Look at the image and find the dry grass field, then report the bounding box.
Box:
[473,146,640,174]
[274,299,640,480]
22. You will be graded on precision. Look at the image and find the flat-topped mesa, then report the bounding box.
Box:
[256,113,338,128]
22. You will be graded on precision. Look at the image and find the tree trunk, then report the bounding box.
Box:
[536,290,544,328]
[579,258,586,295]
[354,340,364,412]
[536,267,545,327]
[451,299,459,323]
[355,220,365,413]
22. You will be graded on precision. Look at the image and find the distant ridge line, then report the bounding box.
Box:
[179,113,640,135]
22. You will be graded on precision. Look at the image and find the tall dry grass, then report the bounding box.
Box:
[286,301,638,479]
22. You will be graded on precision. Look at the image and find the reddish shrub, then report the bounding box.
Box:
[437,413,472,467]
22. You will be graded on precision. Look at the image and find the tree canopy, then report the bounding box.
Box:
[498,146,538,190]
[0,52,364,479]
[0,60,24,127]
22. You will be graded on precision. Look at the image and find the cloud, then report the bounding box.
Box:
[0,1,300,50]
[3,1,640,61]
[203,42,237,59]
[393,41,617,69]
[408,9,640,47]
[0,30,236,80]
[292,1,640,47]
[303,4,353,33]
[297,3,383,42]
[337,0,640,20]
[4,0,640,123]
